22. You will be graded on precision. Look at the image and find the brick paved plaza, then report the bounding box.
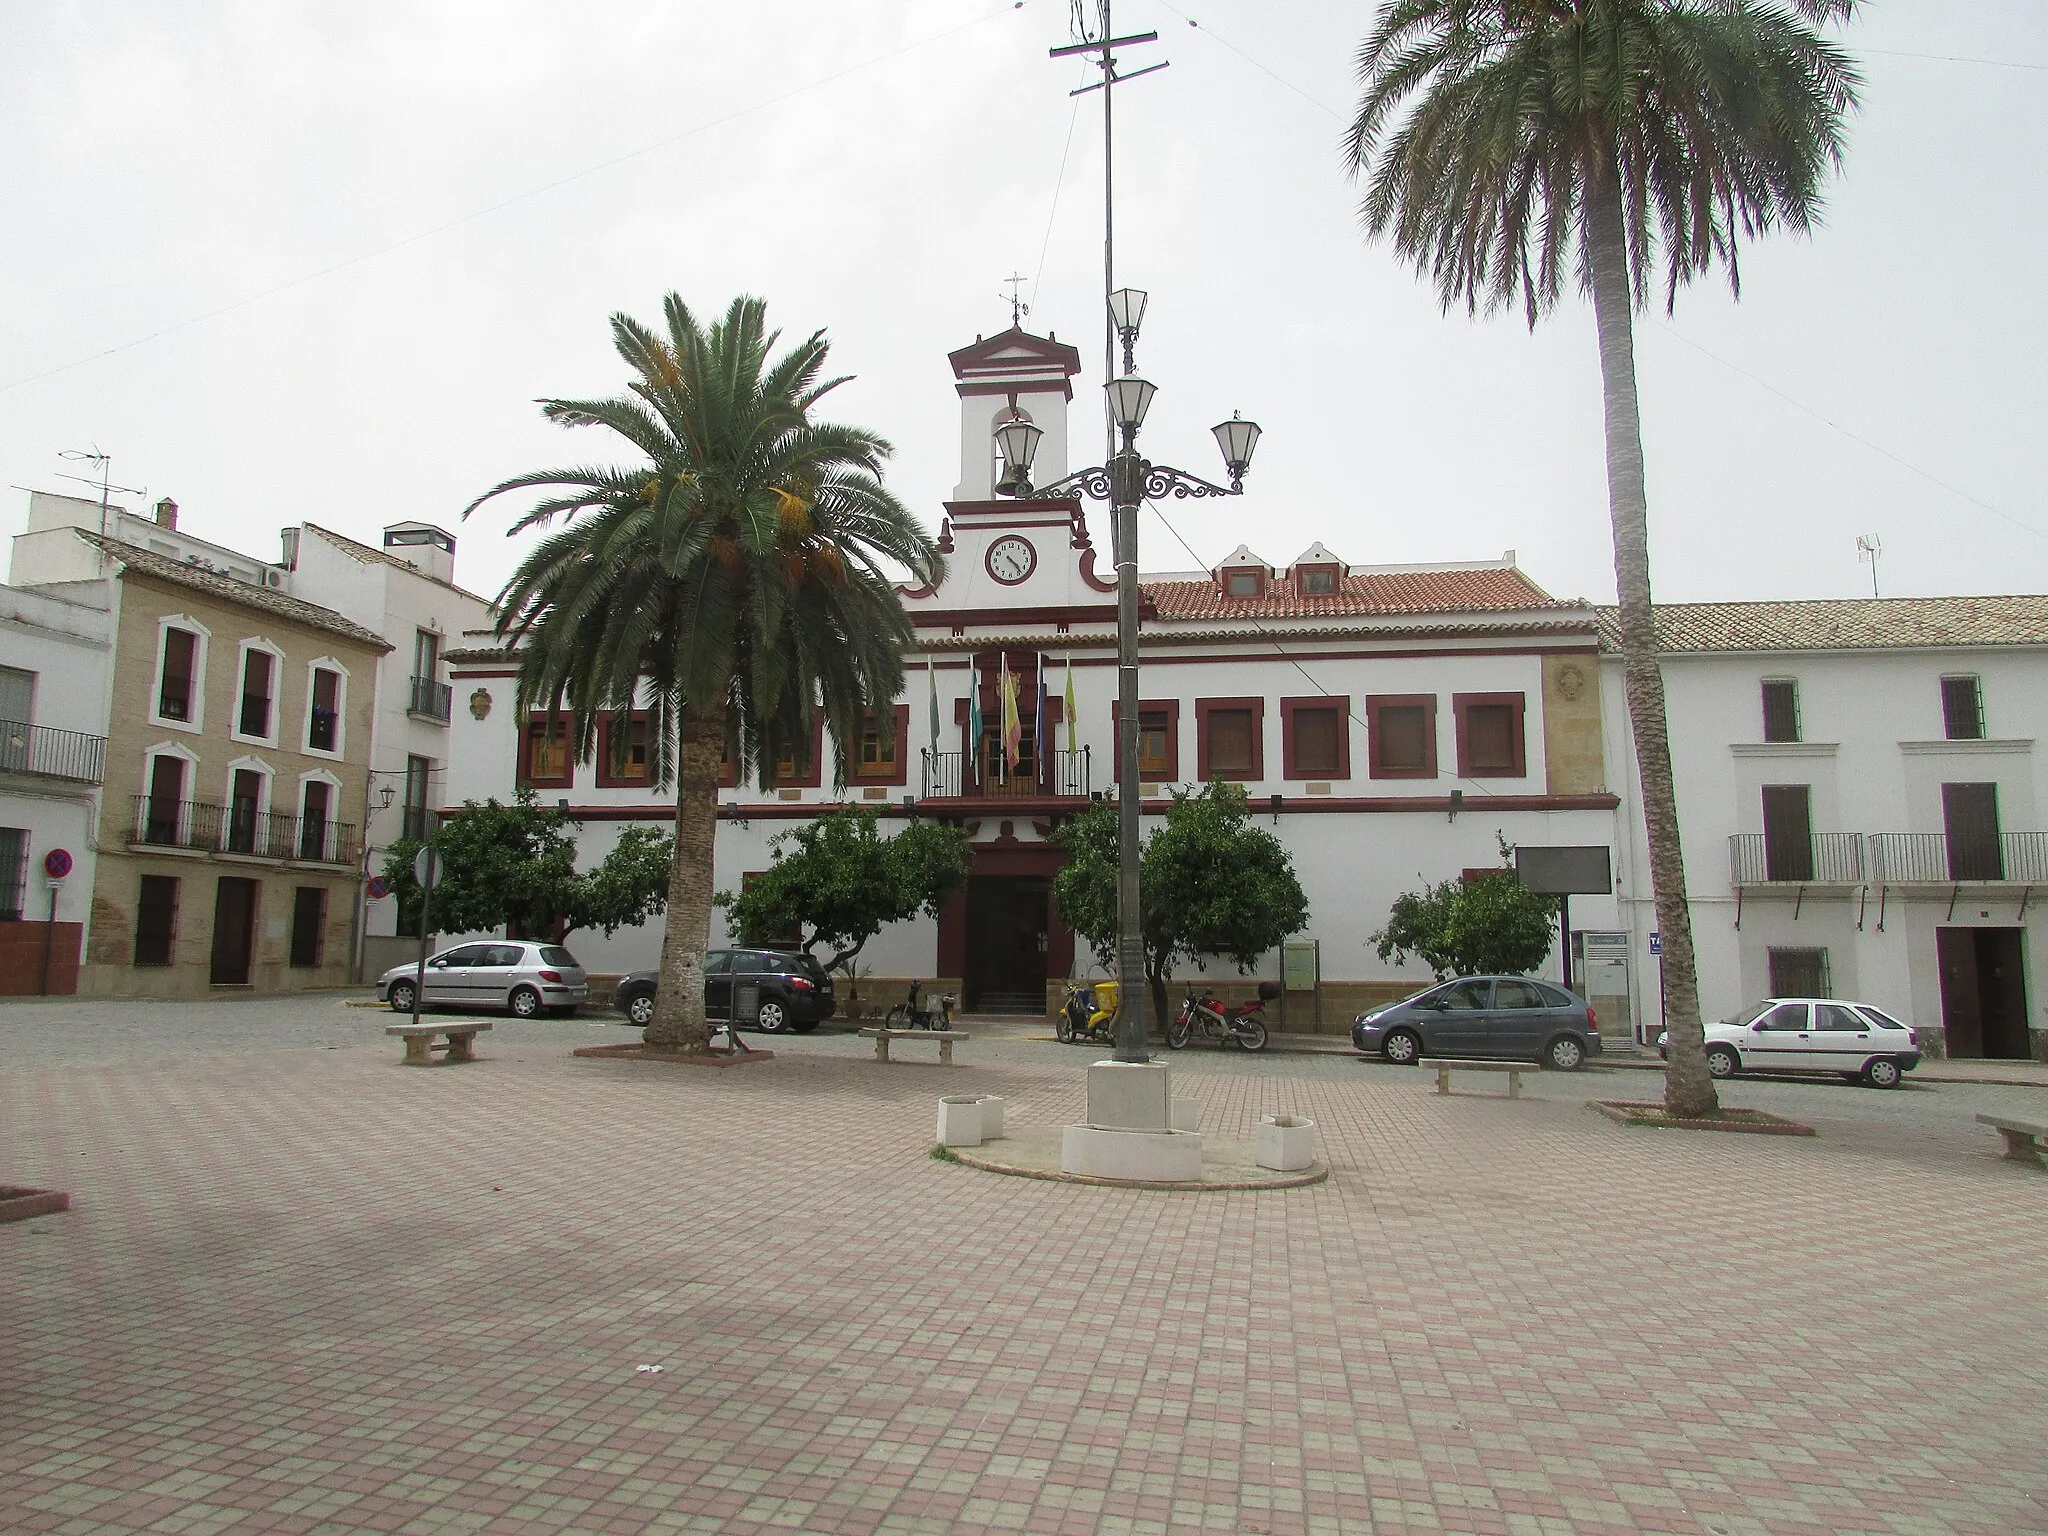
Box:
[4,999,2046,1536]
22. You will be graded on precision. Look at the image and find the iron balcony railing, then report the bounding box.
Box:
[130,796,358,865]
[919,746,1090,801]
[1868,831,2048,884]
[1729,832,1864,885]
[408,675,453,721]
[0,718,107,784]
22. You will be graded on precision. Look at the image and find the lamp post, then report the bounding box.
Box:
[348,775,400,983]
[995,294,1260,1062]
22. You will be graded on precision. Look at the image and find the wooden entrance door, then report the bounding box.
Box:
[210,877,258,985]
[964,877,1048,1012]
[1974,928,2029,1059]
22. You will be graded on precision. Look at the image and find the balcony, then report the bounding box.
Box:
[1729,832,1865,886]
[919,747,1091,803]
[1868,831,2048,885]
[130,796,358,866]
[408,676,453,723]
[0,719,106,785]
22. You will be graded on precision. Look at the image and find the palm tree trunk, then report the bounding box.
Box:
[645,703,724,1053]
[1584,159,1719,1119]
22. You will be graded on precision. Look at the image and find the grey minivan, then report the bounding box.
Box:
[1352,976,1602,1070]
[378,941,589,1017]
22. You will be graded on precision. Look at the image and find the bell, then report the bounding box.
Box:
[994,463,1034,498]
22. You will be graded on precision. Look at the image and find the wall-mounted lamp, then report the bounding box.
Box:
[377,784,396,812]
[1270,792,1284,825]
[1448,788,1464,823]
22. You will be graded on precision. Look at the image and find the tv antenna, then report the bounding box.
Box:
[1856,534,1883,597]
[1001,272,1030,328]
[57,447,146,562]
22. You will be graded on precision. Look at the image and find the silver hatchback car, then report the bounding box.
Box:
[377,941,589,1017]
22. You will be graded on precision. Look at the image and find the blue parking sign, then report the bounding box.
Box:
[1648,932,1662,955]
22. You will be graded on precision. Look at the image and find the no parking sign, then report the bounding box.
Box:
[43,848,72,881]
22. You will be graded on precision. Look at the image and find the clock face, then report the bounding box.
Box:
[985,535,1037,585]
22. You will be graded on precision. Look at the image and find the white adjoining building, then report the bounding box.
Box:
[1601,599,2048,1062]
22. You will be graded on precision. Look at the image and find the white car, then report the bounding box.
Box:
[377,940,589,1018]
[1658,998,1922,1089]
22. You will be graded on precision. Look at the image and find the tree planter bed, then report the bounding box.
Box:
[1590,1101,1815,1136]
[572,1043,774,1068]
[1,1186,71,1222]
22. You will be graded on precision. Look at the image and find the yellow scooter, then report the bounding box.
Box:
[1058,979,1119,1045]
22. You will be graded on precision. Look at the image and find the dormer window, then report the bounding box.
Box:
[1297,566,1338,596]
[1224,569,1262,598]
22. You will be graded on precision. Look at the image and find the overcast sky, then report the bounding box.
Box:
[3,1,2044,612]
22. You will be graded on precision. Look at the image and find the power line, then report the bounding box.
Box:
[1859,46,2048,73]
[1030,91,1087,318]
[1,1,1032,399]
[1146,0,1347,119]
[1645,319,2048,545]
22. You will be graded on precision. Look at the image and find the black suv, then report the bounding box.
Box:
[612,948,835,1034]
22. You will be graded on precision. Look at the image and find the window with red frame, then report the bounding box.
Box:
[599,713,650,787]
[1286,702,1345,778]
[1197,700,1261,780]
[522,715,572,787]
[1454,693,1526,778]
[1367,695,1436,778]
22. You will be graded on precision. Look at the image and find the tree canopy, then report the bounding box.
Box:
[1054,782,1309,1029]
[384,792,671,941]
[463,295,942,1051]
[716,809,970,973]
[1373,859,1559,982]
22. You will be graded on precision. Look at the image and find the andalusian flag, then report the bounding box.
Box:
[1001,655,1022,776]
[1034,653,1047,777]
[927,659,940,756]
[967,661,983,782]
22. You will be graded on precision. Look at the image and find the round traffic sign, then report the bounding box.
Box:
[43,848,72,880]
[366,875,391,900]
[411,846,441,888]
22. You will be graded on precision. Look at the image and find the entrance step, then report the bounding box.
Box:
[971,991,1048,1016]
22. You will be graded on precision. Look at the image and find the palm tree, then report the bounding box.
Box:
[468,295,943,1053]
[1346,1,1860,1117]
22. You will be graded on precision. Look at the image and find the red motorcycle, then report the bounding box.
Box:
[1169,981,1279,1051]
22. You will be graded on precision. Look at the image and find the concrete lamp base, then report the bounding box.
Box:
[1059,1060,1204,1182]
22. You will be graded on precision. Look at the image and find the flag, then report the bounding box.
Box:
[1035,653,1047,781]
[1001,655,1022,777]
[927,658,940,756]
[1064,654,1078,753]
[967,661,982,782]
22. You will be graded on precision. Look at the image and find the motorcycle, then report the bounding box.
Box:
[1058,979,1119,1045]
[1170,981,1278,1051]
[885,979,957,1031]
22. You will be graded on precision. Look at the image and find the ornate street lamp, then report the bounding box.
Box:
[994,296,1261,1064]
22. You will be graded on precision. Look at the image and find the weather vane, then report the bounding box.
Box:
[1001,272,1030,328]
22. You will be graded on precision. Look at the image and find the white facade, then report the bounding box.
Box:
[1604,606,2048,1061]
[0,581,113,988]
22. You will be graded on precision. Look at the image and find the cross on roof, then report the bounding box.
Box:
[1002,272,1030,328]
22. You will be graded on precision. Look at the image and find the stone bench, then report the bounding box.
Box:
[387,1020,492,1066]
[1421,1058,1534,1099]
[1975,1112,2048,1167]
[860,1027,970,1066]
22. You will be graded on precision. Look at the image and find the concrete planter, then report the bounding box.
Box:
[937,1096,984,1147]
[975,1096,1006,1139]
[1256,1115,1316,1172]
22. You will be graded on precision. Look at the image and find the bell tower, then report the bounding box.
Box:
[947,326,1083,501]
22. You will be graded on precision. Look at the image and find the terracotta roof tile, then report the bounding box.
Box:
[1144,565,1579,621]
[84,532,393,651]
[1595,597,2048,654]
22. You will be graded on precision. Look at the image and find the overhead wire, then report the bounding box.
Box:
[1,0,1036,398]
[1148,0,2046,556]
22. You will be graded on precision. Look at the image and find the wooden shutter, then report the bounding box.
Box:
[1206,709,1255,776]
[1293,707,1341,776]
[1762,785,1814,881]
[1942,782,2001,879]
